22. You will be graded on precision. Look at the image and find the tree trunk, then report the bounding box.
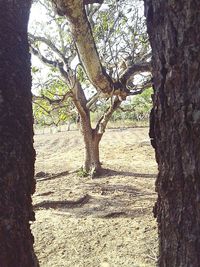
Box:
[84,131,102,175]
[0,1,38,266]
[144,0,200,266]
[80,115,102,177]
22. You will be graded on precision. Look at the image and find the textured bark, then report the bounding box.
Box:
[0,1,38,266]
[69,78,102,176]
[84,134,102,175]
[53,0,114,95]
[80,114,102,177]
[144,0,200,266]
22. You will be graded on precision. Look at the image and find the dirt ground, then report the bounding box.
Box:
[32,127,158,267]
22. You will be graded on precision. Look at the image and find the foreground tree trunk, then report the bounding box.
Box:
[144,0,200,266]
[0,1,38,266]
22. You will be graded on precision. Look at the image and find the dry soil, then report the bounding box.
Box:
[32,127,158,267]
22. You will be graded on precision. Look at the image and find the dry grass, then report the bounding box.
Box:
[32,127,158,267]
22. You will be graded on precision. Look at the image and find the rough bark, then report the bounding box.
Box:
[0,1,38,266]
[80,111,102,177]
[144,0,200,266]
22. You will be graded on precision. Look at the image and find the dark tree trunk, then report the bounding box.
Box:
[144,0,200,266]
[80,115,102,177]
[0,1,38,266]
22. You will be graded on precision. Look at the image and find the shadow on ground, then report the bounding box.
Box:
[99,168,157,179]
[34,172,156,219]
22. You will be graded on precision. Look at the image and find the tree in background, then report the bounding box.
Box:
[0,1,38,266]
[145,0,200,266]
[30,0,151,177]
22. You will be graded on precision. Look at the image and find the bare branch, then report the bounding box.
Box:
[86,92,100,109]
[30,46,58,67]
[128,80,152,96]
[29,33,66,62]
[56,62,72,85]
[87,2,102,19]
[33,100,51,115]
[120,61,152,84]
[95,96,121,134]
[33,91,72,105]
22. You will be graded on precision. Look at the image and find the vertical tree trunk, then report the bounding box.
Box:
[144,0,200,266]
[80,115,102,176]
[0,1,38,266]
[84,131,102,174]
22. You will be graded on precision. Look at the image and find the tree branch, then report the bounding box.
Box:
[29,33,67,63]
[52,0,116,95]
[128,80,152,96]
[70,80,88,119]
[30,46,73,88]
[33,91,72,105]
[96,96,121,134]
[52,0,151,100]
[86,92,100,109]
[30,46,58,68]
[120,61,152,84]
[33,100,51,115]
[83,0,103,4]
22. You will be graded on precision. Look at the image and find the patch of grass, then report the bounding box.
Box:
[76,167,89,177]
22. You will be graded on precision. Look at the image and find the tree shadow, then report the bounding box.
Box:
[83,182,149,196]
[35,170,69,182]
[98,168,157,179]
[34,168,156,218]
[34,194,152,219]
[34,194,90,210]
[34,184,156,219]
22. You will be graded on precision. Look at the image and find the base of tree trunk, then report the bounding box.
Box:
[90,164,102,179]
[83,161,102,178]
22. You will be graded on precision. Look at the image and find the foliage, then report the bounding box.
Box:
[33,78,75,126]
[91,87,153,123]
[131,87,153,120]
[76,167,89,178]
